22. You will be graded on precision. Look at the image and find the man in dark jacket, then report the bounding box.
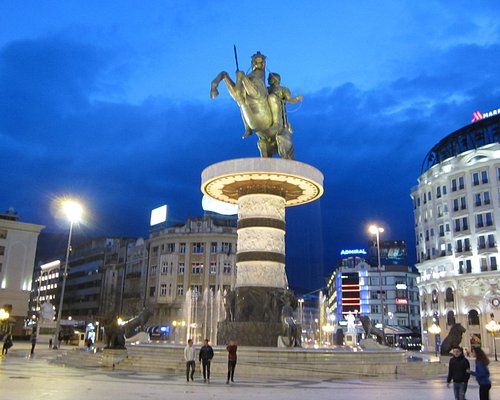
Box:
[447,346,470,400]
[199,339,214,382]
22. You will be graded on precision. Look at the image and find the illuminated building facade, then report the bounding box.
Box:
[411,113,500,354]
[145,214,237,341]
[327,246,420,346]
[0,209,44,335]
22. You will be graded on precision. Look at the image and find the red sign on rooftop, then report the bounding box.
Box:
[471,108,500,123]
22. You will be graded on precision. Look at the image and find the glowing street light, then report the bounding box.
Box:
[368,224,386,345]
[0,308,9,320]
[0,308,9,334]
[53,199,83,349]
[486,316,500,362]
[428,323,442,357]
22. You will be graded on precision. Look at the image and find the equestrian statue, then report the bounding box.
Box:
[210,49,303,159]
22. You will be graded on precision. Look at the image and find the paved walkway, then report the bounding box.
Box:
[1,342,498,400]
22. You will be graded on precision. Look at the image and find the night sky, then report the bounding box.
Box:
[2,1,500,290]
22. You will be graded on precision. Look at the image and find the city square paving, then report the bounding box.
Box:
[1,343,498,400]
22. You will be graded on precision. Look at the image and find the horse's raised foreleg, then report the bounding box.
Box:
[210,71,239,100]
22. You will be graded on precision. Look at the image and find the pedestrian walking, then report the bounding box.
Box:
[2,333,13,355]
[184,339,196,382]
[199,338,214,383]
[30,330,37,355]
[447,346,470,400]
[226,339,237,384]
[469,347,491,400]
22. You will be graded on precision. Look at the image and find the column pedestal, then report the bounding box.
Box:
[202,158,323,346]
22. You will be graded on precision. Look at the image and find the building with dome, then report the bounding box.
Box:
[411,112,500,354]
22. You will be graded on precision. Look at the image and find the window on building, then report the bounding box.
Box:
[466,259,472,273]
[211,242,217,253]
[454,219,461,232]
[459,176,464,190]
[370,305,379,313]
[453,199,459,212]
[480,258,488,272]
[192,242,204,254]
[460,196,467,210]
[167,243,175,253]
[396,305,408,313]
[160,284,167,296]
[462,217,468,230]
[445,287,454,303]
[443,185,447,195]
[210,262,217,275]
[487,234,496,248]
[473,172,480,186]
[478,235,486,249]
[436,186,441,198]
[475,193,482,207]
[149,286,156,297]
[177,285,184,296]
[161,262,168,274]
[192,262,203,274]
[458,260,464,274]
[484,191,491,205]
[446,310,456,326]
[0,246,5,256]
[439,225,444,237]
[178,263,185,275]
[451,178,457,192]
[456,239,463,253]
[477,214,484,228]
[179,243,186,254]
[0,229,6,239]
[486,212,493,226]
[481,170,488,184]
[468,310,480,326]
[491,256,497,271]
[464,238,470,251]
[223,263,231,274]
[222,242,232,254]
[431,290,438,304]
[190,285,201,294]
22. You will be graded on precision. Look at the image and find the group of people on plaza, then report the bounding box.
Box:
[447,345,492,400]
[184,338,237,384]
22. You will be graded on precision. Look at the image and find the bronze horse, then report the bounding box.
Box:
[210,51,300,159]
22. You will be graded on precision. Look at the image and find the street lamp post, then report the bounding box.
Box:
[486,317,500,362]
[53,200,83,349]
[428,323,441,357]
[369,224,386,345]
[0,308,10,335]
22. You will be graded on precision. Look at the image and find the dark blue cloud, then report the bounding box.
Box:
[2,31,500,290]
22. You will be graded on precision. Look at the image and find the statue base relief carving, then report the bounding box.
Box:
[217,321,283,347]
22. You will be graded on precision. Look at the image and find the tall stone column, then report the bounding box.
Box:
[201,158,323,346]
